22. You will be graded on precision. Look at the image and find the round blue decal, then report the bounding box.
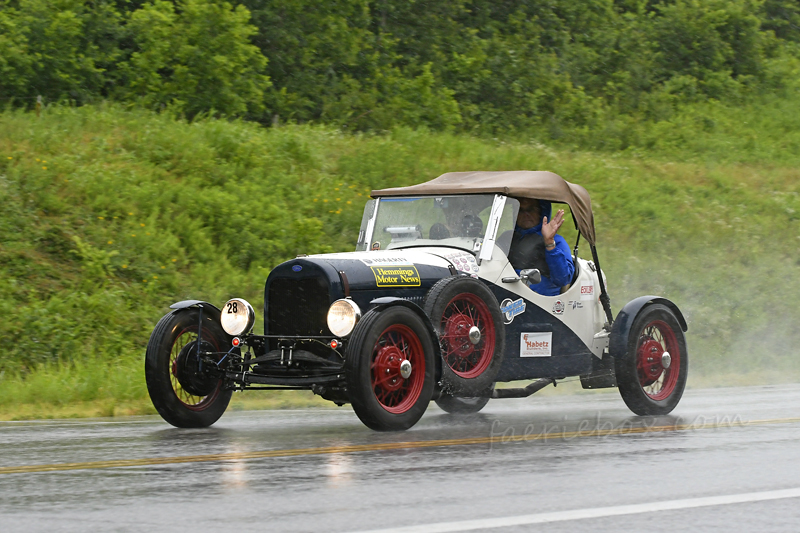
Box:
[292,265,302,272]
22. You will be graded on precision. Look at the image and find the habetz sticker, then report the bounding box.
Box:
[520,332,552,357]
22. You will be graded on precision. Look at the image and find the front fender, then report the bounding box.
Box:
[368,297,443,381]
[169,300,223,320]
[608,296,687,359]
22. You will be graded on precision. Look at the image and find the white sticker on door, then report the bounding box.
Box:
[580,284,595,301]
[520,332,553,357]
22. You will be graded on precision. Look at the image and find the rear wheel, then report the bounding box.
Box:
[145,309,232,427]
[345,306,435,431]
[615,304,688,416]
[423,277,505,395]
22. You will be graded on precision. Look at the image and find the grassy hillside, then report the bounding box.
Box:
[1,103,798,418]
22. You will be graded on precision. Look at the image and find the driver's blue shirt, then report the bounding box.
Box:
[513,224,574,296]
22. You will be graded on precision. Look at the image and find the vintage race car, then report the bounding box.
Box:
[145,171,688,430]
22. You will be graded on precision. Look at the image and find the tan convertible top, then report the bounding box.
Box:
[372,170,596,245]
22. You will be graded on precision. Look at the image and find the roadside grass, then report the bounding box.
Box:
[0,392,333,421]
[0,357,148,420]
[0,357,332,421]
[1,102,799,420]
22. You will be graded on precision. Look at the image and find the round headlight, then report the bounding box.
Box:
[327,299,361,337]
[220,298,255,336]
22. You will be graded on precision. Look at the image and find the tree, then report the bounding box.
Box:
[119,0,269,117]
[0,0,120,103]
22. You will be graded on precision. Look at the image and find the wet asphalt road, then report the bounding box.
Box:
[1,384,799,532]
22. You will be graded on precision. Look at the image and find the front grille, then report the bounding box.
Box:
[268,276,331,337]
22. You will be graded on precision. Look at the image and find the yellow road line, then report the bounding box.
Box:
[1,416,798,475]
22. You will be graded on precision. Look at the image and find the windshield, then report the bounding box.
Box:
[356,195,520,258]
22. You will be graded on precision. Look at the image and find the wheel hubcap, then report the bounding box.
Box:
[468,326,481,345]
[399,359,412,379]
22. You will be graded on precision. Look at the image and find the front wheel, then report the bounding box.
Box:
[145,308,232,427]
[345,306,435,431]
[615,304,688,416]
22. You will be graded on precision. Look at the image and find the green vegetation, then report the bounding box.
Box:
[1,100,799,419]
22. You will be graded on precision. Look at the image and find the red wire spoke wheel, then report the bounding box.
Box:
[440,293,496,378]
[345,306,435,431]
[145,308,232,427]
[423,277,505,395]
[635,320,681,401]
[615,304,688,416]
[370,324,426,414]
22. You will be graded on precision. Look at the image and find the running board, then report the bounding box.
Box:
[492,378,555,399]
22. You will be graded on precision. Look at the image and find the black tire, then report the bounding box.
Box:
[435,390,491,414]
[145,308,232,428]
[345,306,435,431]
[614,304,688,416]
[423,276,505,395]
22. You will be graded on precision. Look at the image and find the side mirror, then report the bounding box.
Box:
[520,268,541,286]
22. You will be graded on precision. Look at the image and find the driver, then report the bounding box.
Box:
[507,198,574,296]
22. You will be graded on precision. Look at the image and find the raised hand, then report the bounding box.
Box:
[541,209,565,245]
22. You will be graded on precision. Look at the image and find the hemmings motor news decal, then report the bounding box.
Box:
[370,265,421,287]
[520,332,552,357]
